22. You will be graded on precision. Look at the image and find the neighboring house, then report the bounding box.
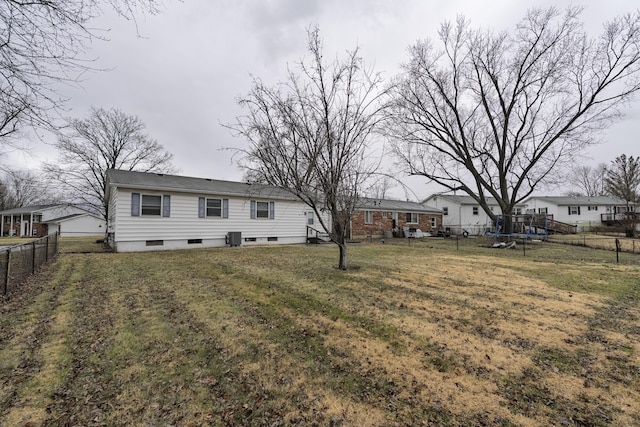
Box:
[423,194,527,236]
[105,169,317,252]
[523,196,628,232]
[0,205,105,237]
[349,197,442,239]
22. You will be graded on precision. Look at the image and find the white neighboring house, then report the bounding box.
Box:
[105,169,316,252]
[422,194,527,235]
[0,205,105,237]
[522,196,627,232]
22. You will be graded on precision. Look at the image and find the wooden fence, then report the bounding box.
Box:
[0,233,59,296]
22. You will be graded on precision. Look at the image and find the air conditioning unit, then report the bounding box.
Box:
[226,232,241,247]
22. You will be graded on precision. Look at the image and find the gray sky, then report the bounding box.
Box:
[10,0,640,200]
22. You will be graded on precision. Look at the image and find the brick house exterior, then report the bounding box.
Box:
[349,198,442,239]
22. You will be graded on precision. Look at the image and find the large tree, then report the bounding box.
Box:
[604,154,640,237]
[44,107,175,224]
[0,168,53,210]
[0,0,162,152]
[230,27,385,270]
[386,7,640,232]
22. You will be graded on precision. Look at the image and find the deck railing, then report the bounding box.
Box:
[1,233,59,296]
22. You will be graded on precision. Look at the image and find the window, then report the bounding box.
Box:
[142,195,162,216]
[431,217,437,228]
[256,201,269,218]
[33,214,42,222]
[199,197,228,218]
[443,207,448,216]
[538,207,547,214]
[514,208,522,215]
[307,211,314,225]
[364,210,373,224]
[207,198,222,217]
[568,206,581,215]
[132,193,170,217]
[406,212,418,223]
[472,206,479,215]
[588,206,598,211]
[250,200,275,219]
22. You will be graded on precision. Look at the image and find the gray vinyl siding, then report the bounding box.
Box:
[114,188,307,246]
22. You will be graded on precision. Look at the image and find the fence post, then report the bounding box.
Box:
[45,236,49,263]
[3,249,10,296]
[32,241,37,273]
[615,238,621,263]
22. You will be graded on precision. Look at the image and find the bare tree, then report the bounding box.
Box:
[605,154,640,237]
[0,168,55,209]
[43,107,176,225]
[0,0,163,152]
[386,7,640,233]
[568,163,607,197]
[230,27,386,270]
[365,175,396,200]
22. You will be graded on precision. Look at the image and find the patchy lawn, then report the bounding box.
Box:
[0,240,638,426]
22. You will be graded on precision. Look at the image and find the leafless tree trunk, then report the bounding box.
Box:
[230,27,386,270]
[43,107,176,226]
[386,7,640,233]
[0,0,163,152]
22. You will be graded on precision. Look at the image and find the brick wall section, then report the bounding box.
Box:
[350,210,442,239]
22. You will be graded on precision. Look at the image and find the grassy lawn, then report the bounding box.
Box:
[0,237,638,426]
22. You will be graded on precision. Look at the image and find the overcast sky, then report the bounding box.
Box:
[10,0,640,200]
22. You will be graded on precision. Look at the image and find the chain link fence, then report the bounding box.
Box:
[0,233,59,296]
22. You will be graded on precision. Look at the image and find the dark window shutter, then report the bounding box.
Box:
[568,206,572,215]
[198,197,205,218]
[577,206,581,215]
[223,199,229,218]
[162,195,171,217]
[250,200,256,219]
[131,193,140,216]
[269,201,275,219]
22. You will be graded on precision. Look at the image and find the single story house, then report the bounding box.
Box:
[105,169,319,252]
[422,194,527,236]
[522,196,628,232]
[349,197,442,239]
[0,205,105,237]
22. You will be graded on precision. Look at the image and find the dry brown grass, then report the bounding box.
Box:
[0,240,638,426]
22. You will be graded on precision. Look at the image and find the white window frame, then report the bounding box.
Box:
[206,198,222,217]
[406,212,418,224]
[141,195,162,216]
